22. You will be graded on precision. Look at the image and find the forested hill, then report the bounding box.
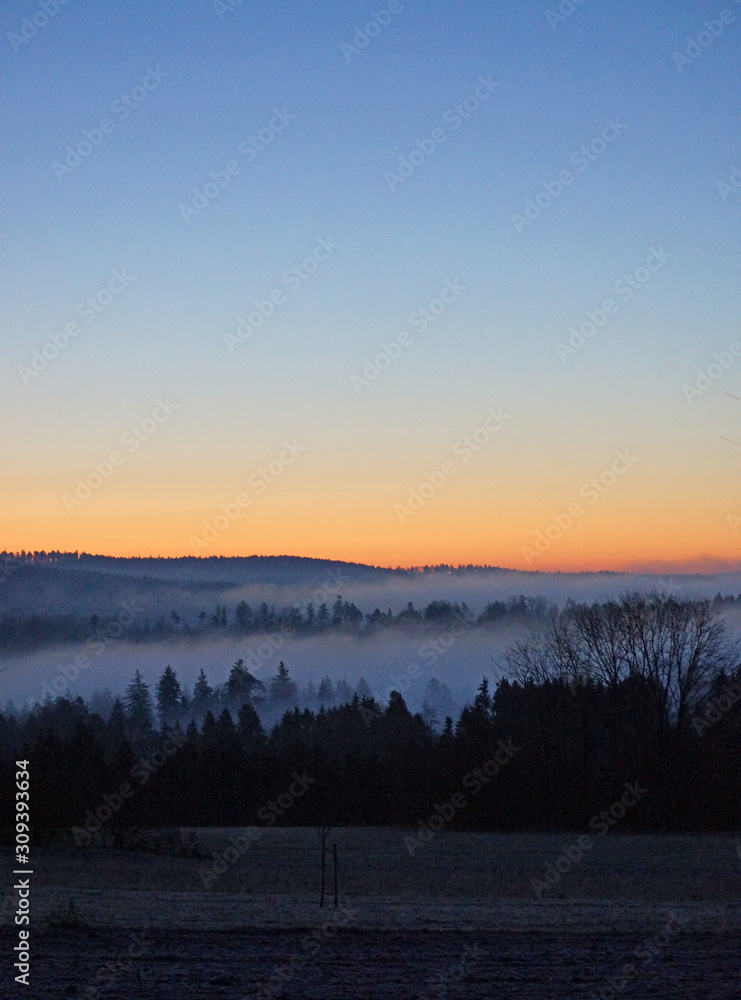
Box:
[0,551,515,584]
[2,551,741,642]
[0,553,517,609]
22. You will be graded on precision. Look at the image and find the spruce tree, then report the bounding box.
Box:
[192,669,214,712]
[269,662,298,704]
[156,666,183,727]
[123,670,154,740]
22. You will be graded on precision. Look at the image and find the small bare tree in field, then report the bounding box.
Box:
[314,803,341,908]
[314,824,332,908]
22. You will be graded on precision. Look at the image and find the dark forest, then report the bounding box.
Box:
[2,592,739,842]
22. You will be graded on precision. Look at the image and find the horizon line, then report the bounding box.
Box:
[4,549,741,577]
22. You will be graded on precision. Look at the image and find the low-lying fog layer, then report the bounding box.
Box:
[0,625,525,716]
[235,570,738,621]
[3,562,741,712]
[5,560,741,620]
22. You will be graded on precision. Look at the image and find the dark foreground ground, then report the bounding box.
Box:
[2,832,740,997]
[2,926,740,999]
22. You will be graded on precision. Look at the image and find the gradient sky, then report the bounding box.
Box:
[2,0,740,570]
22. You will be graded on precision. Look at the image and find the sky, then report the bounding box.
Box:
[2,0,741,572]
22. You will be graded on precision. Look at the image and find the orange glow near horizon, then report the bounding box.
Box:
[2,495,739,574]
[3,429,740,573]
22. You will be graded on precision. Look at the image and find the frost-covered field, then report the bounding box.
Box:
[3,830,740,997]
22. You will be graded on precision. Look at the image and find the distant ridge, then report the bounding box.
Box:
[1,551,524,583]
[2,550,741,627]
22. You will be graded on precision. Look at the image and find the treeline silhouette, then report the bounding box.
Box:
[1,593,739,836]
[0,594,552,653]
[4,589,741,655]
[0,550,511,575]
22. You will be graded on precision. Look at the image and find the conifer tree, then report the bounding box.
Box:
[270,661,298,704]
[123,670,154,739]
[156,665,183,727]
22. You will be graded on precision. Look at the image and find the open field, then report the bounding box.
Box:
[3,927,739,999]
[21,828,741,907]
[2,830,740,997]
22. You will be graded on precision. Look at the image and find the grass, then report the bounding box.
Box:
[3,829,739,933]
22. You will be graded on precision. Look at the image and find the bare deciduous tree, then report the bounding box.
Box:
[506,591,736,733]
